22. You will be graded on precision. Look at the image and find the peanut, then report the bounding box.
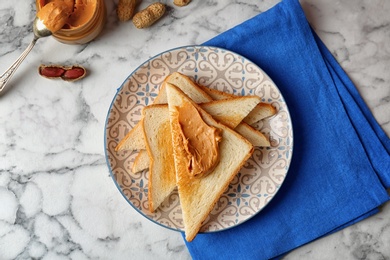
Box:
[117,0,137,22]
[39,65,86,82]
[62,67,86,81]
[39,67,66,78]
[132,2,166,29]
[173,0,191,7]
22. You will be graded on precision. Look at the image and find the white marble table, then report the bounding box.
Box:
[0,0,389,259]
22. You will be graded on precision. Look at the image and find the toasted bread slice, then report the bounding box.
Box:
[132,149,150,173]
[142,104,177,212]
[159,72,214,104]
[166,83,254,242]
[235,122,270,147]
[198,84,237,100]
[243,102,277,125]
[115,122,145,151]
[198,84,277,124]
[201,96,260,129]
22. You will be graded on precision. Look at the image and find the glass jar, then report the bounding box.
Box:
[36,0,106,45]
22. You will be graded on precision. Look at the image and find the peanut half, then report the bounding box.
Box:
[132,2,166,29]
[39,65,87,82]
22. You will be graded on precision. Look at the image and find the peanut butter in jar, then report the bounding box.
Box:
[36,0,106,44]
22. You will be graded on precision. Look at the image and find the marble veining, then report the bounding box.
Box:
[0,0,389,259]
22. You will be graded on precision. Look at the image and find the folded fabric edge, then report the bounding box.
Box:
[313,31,390,155]
[312,30,390,189]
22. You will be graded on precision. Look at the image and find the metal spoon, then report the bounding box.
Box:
[0,17,52,93]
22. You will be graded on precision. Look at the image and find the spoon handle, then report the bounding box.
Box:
[0,37,38,93]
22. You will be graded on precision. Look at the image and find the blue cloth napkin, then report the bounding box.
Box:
[185,0,390,259]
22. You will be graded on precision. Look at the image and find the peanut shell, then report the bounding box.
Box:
[132,2,166,29]
[39,65,87,82]
[117,0,137,21]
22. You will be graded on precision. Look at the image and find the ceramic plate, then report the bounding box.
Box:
[105,45,293,233]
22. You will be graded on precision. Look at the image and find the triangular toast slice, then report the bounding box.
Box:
[200,96,260,129]
[243,103,277,125]
[132,149,150,173]
[155,72,214,104]
[142,104,176,212]
[115,122,145,151]
[235,122,270,147]
[166,83,253,241]
[198,84,277,124]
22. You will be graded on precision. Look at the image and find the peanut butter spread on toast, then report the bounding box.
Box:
[175,101,222,178]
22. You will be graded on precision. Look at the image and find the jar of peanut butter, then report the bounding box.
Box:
[36,0,106,45]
